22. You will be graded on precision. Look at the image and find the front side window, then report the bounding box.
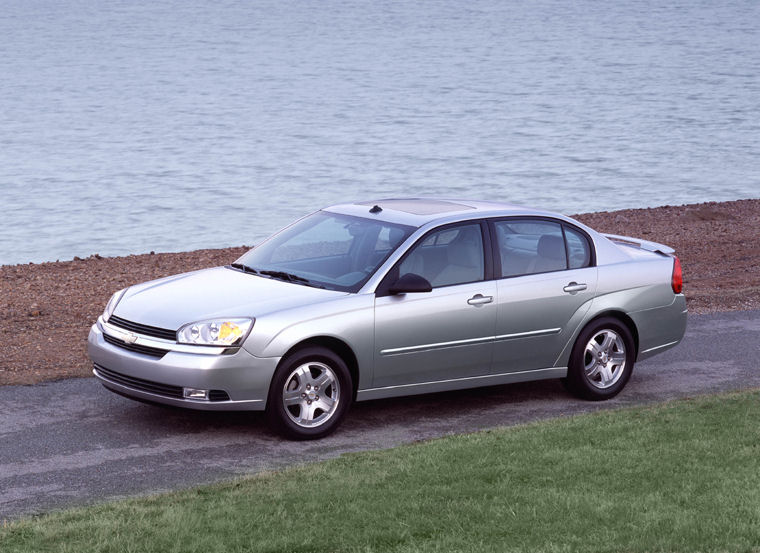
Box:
[495,219,567,277]
[236,212,414,292]
[398,223,485,288]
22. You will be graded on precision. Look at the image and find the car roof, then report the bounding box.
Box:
[323,198,570,228]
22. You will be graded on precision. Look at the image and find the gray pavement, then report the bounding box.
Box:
[1,310,759,520]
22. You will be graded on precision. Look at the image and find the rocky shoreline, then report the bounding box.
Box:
[2,198,758,386]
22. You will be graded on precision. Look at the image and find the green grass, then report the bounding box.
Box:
[3,391,760,553]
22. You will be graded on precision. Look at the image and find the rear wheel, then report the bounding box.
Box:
[565,317,635,400]
[266,347,352,440]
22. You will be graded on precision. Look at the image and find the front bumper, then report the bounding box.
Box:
[88,319,280,411]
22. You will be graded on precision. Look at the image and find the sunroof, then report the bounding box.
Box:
[357,199,474,216]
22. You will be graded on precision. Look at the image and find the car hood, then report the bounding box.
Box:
[112,266,348,331]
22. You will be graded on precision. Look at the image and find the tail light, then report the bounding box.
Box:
[671,256,683,294]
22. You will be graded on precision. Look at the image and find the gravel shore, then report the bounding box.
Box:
[2,198,758,386]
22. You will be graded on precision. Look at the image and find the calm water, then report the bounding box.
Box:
[1,0,759,266]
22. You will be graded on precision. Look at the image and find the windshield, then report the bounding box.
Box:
[234,211,415,292]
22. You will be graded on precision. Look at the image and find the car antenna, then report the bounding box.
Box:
[369,204,382,214]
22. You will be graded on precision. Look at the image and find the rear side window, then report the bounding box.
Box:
[493,219,593,278]
[565,226,592,269]
[495,220,566,277]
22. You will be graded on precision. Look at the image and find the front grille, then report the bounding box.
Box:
[107,315,177,341]
[94,364,231,402]
[104,333,168,358]
[94,364,183,398]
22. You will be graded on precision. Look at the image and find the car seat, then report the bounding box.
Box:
[526,234,566,274]
[432,227,483,287]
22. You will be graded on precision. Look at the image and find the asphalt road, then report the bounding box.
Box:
[2,310,759,521]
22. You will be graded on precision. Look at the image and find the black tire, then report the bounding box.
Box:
[266,346,352,440]
[565,316,635,401]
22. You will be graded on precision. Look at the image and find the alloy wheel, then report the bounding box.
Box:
[282,362,340,428]
[583,329,627,389]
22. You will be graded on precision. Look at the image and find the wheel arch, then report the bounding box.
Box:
[581,310,640,358]
[562,309,638,400]
[279,336,360,399]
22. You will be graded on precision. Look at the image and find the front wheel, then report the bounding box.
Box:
[565,317,635,400]
[266,347,352,440]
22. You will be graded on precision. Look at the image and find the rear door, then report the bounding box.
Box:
[490,218,598,373]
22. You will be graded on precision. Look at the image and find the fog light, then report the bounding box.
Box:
[183,387,209,400]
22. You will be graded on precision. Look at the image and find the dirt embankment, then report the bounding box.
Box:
[574,199,760,314]
[1,199,758,386]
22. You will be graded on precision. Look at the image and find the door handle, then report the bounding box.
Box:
[563,282,587,294]
[467,294,493,306]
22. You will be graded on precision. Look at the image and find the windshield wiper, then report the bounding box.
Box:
[258,270,325,289]
[229,263,259,275]
[230,264,324,288]
[259,270,308,283]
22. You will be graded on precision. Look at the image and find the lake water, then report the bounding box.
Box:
[1,0,758,266]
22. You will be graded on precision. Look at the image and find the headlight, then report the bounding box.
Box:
[102,288,128,322]
[177,318,254,347]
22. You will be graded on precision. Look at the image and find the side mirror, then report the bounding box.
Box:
[389,273,432,295]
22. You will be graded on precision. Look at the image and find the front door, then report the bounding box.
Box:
[373,222,497,388]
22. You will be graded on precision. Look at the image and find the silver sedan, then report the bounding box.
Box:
[88,199,687,439]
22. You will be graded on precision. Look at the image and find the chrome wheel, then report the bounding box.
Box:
[282,362,340,428]
[583,329,627,389]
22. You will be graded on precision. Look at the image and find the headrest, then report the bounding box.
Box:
[537,234,565,260]
[448,228,481,267]
[388,228,405,247]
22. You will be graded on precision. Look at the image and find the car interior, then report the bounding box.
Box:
[399,224,484,288]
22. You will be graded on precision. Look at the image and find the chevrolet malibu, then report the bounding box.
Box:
[88,199,687,439]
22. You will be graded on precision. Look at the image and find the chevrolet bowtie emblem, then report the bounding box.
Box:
[122,332,138,345]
